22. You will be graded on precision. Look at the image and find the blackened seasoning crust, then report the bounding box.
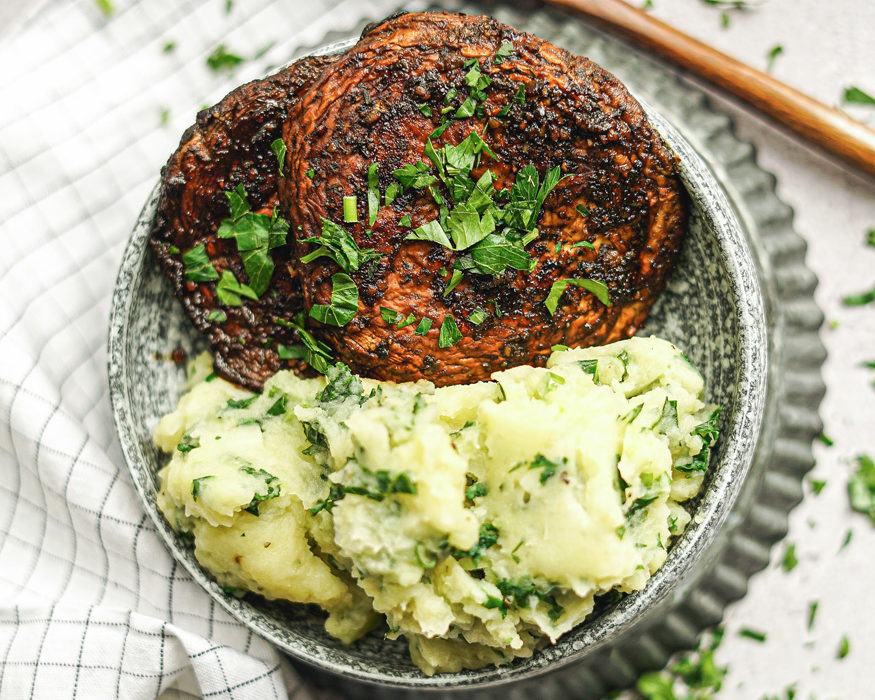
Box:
[149,55,335,390]
[280,12,687,386]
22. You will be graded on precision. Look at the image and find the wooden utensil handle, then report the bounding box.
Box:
[546,0,875,177]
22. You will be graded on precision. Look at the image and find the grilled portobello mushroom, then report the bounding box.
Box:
[150,55,335,390]
[280,11,686,386]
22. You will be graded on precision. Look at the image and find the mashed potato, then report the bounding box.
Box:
[155,337,720,675]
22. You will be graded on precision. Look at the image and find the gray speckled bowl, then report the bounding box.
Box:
[108,11,777,696]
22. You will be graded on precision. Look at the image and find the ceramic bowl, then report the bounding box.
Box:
[108,28,768,696]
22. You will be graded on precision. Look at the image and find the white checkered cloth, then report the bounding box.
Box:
[0,0,417,697]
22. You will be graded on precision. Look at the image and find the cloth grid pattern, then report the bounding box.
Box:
[0,0,436,697]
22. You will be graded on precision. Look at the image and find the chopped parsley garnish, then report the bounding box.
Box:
[818,432,834,446]
[94,0,114,17]
[215,269,257,307]
[191,475,214,501]
[468,307,488,325]
[627,495,658,519]
[299,218,381,273]
[810,479,826,495]
[840,528,853,550]
[182,243,219,282]
[766,44,783,71]
[305,168,315,178]
[842,285,875,306]
[342,196,358,223]
[529,453,565,484]
[494,41,514,64]
[496,578,564,622]
[206,309,227,323]
[176,434,199,453]
[275,313,334,374]
[396,313,417,329]
[867,229,875,246]
[677,407,722,473]
[227,395,257,409]
[739,628,767,642]
[206,44,244,72]
[367,163,380,226]
[398,214,412,228]
[551,344,568,352]
[808,601,818,630]
[465,482,488,500]
[270,138,286,177]
[453,522,499,564]
[636,627,726,699]
[309,273,358,327]
[780,543,798,571]
[309,468,417,514]
[443,269,463,296]
[205,372,218,383]
[216,185,289,296]
[483,595,507,617]
[848,453,875,525]
[414,317,433,335]
[266,395,287,416]
[578,359,599,381]
[838,635,850,659]
[438,315,462,348]
[418,103,432,117]
[162,41,176,53]
[544,278,610,315]
[843,86,875,105]
[240,466,281,515]
[576,204,590,217]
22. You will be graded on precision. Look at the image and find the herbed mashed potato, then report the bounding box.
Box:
[155,337,721,675]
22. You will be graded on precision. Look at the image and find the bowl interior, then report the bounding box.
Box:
[107,52,767,697]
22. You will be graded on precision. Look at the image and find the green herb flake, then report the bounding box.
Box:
[780,543,798,572]
[270,138,286,177]
[367,163,380,227]
[418,103,433,117]
[483,595,507,617]
[94,0,114,17]
[468,307,488,325]
[529,453,564,485]
[380,306,401,326]
[309,273,358,327]
[840,528,853,550]
[191,475,214,501]
[576,204,590,217]
[176,434,199,453]
[810,479,826,495]
[206,44,244,72]
[342,195,358,223]
[848,453,875,525]
[206,309,227,323]
[843,86,875,105]
[204,372,218,383]
[842,286,875,306]
[396,313,417,329]
[838,635,850,659]
[216,185,289,296]
[266,395,287,416]
[443,269,464,296]
[818,432,834,446]
[240,466,281,515]
[465,482,488,500]
[867,229,875,247]
[766,44,783,71]
[807,601,818,631]
[398,214,413,228]
[494,41,514,64]
[384,183,399,206]
[415,317,433,336]
[299,218,381,273]
[305,168,315,179]
[551,344,569,352]
[216,269,258,307]
[182,243,219,282]
[438,315,462,348]
[739,628,767,643]
[227,395,257,410]
[544,278,610,315]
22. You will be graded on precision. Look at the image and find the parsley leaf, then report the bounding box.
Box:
[240,466,281,516]
[216,185,289,296]
[842,286,875,306]
[415,318,433,335]
[544,278,610,315]
[206,44,244,72]
[843,86,875,105]
[299,218,381,273]
[469,234,534,275]
[191,475,214,501]
[215,269,257,307]
[309,273,358,327]
[182,243,219,282]
[494,41,514,64]
[367,163,380,227]
[270,138,286,177]
[275,313,333,374]
[468,307,488,325]
[848,453,875,525]
[529,454,564,484]
[406,219,453,248]
[739,628,767,642]
[780,543,798,571]
[438,315,462,348]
